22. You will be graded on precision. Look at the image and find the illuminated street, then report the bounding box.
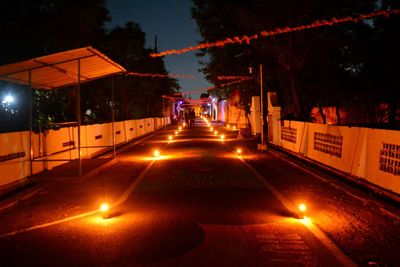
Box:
[1,1,400,267]
[0,119,399,266]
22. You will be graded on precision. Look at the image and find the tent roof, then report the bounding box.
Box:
[0,47,126,90]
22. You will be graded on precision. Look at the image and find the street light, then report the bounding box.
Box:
[2,95,14,104]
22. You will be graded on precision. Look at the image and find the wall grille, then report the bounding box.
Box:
[281,127,297,143]
[313,132,343,158]
[379,143,400,176]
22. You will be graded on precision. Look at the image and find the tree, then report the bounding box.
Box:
[0,0,110,65]
[0,0,111,131]
[101,22,179,119]
[191,0,394,123]
[360,0,400,128]
[0,1,179,132]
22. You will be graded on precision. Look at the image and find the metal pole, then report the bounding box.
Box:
[111,75,116,158]
[260,64,264,145]
[162,97,165,117]
[258,63,267,150]
[77,59,82,176]
[29,70,33,176]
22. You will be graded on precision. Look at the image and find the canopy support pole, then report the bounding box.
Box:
[111,75,116,158]
[77,59,82,176]
[29,70,33,177]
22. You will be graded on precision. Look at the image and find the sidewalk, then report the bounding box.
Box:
[0,158,116,212]
[0,127,165,214]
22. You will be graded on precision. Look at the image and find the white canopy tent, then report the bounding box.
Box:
[0,47,126,176]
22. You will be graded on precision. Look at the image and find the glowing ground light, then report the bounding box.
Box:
[237,148,242,156]
[227,125,230,128]
[178,126,182,131]
[210,127,213,131]
[154,150,160,157]
[100,203,109,213]
[214,131,218,135]
[100,202,111,219]
[233,126,237,130]
[220,134,225,140]
[175,131,178,135]
[299,204,307,212]
[168,135,173,141]
[298,203,307,219]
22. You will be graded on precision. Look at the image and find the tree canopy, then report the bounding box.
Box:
[192,0,400,127]
[0,0,179,132]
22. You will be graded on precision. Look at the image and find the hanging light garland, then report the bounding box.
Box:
[217,76,252,81]
[172,77,253,96]
[205,77,254,91]
[126,72,195,79]
[150,9,400,58]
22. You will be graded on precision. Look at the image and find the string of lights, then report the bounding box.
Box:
[217,76,252,81]
[169,78,252,96]
[150,9,400,58]
[126,72,195,79]
[204,77,254,92]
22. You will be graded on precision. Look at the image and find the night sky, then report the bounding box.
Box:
[106,0,211,99]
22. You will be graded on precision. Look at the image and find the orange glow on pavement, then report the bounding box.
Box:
[143,155,171,161]
[300,216,312,226]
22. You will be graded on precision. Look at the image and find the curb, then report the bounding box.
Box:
[267,143,400,204]
[0,184,47,213]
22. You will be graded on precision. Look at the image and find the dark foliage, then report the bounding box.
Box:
[192,0,400,127]
[0,0,179,132]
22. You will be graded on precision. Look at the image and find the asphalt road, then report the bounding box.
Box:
[2,118,398,266]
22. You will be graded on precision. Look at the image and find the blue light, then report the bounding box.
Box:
[2,95,14,104]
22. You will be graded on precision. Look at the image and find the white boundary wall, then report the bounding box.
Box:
[274,120,400,195]
[0,117,170,190]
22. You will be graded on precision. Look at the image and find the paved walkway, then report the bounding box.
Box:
[0,118,357,266]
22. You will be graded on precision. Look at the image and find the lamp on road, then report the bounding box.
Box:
[100,202,110,219]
